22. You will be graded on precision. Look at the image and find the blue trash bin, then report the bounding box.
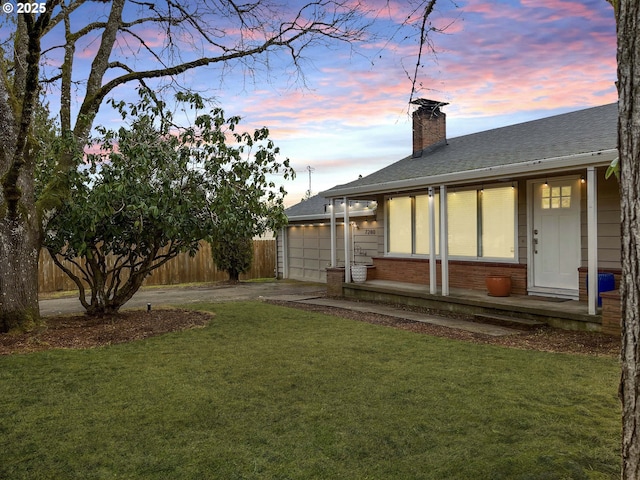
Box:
[586,273,615,307]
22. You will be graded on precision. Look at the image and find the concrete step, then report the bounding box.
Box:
[473,313,546,331]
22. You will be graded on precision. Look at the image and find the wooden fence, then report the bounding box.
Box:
[38,240,276,294]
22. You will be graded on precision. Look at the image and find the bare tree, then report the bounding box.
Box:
[0,0,372,331]
[0,0,442,331]
[608,0,640,477]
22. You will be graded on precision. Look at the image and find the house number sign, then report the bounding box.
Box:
[364,229,377,235]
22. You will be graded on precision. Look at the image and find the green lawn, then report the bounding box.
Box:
[0,302,621,479]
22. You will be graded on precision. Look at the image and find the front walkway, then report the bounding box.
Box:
[277,295,525,336]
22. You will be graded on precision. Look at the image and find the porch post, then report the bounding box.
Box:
[344,197,351,283]
[330,198,337,267]
[428,187,437,294]
[587,167,598,315]
[440,185,449,296]
[281,227,289,279]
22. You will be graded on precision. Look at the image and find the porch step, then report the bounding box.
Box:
[473,313,546,331]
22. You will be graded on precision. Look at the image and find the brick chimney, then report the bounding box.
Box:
[411,99,448,158]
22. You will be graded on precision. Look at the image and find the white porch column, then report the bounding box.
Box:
[440,185,449,296]
[428,187,437,294]
[330,198,337,267]
[281,227,289,279]
[344,197,351,283]
[587,168,598,315]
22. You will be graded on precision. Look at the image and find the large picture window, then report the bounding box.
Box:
[481,187,515,258]
[415,194,439,254]
[448,190,477,256]
[388,196,412,254]
[386,185,516,260]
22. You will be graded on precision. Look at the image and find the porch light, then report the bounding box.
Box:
[581,175,586,184]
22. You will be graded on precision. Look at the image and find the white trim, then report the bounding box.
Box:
[330,198,337,267]
[587,167,598,315]
[428,187,437,294]
[281,227,289,279]
[322,149,618,198]
[440,185,449,296]
[344,196,351,283]
[527,286,579,300]
[526,174,582,297]
[287,210,375,222]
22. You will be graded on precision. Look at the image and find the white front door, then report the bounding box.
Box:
[531,178,581,296]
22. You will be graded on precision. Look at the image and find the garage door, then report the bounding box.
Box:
[286,225,343,282]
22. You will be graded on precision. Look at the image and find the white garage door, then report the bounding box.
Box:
[287,225,343,282]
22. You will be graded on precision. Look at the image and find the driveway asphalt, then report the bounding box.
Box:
[39,281,326,317]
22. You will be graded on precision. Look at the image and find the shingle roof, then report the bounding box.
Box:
[285,194,328,218]
[324,103,617,195]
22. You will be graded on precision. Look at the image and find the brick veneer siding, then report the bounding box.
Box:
[600,290,621,336]
[371,257,527,295]
[578,268,621,302]
[326,267,345,297]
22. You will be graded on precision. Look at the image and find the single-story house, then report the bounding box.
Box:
[277,100,620,327]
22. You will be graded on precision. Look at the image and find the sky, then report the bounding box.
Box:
[5,0,619,206]
[209,0,618,205]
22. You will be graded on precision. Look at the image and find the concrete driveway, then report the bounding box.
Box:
[39,281,326,317]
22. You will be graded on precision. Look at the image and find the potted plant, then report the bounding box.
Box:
[351,264,368,283]
[485,274,512,297]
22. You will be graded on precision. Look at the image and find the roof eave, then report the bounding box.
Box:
[286,210,377,223]
[321,149,618,198]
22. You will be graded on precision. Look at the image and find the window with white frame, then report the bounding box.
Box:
[386,185,516,260]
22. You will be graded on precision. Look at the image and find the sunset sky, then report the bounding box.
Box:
[210,0,618,205]
[11,0,618,206]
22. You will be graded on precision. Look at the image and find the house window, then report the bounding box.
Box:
[481,187,515,258]
[415,194,439,254]
[541,185,571,209]
[388,196,412,254]
[448,190,477,256]
[386,185,516,260]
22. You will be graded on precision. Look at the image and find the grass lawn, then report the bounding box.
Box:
[0,302,621,479]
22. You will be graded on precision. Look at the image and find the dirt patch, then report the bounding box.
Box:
[0,309,212,355]
[267,300,621,358]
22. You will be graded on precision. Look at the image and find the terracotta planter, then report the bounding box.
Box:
[485,275,512,297]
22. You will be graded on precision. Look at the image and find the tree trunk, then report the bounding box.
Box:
[0,29,41,332]
[616,0,640,478]
[228,269,240,283]
[0,215,42,332]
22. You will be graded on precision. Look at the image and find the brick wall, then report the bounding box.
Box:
[600,290,621,336]
[326,267,345,297]
[578,267,621,302]
[371,257,527,295]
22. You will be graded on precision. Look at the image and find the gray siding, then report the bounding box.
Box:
[579,168,620,270]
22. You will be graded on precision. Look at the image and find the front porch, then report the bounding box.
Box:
[333,277,613,333]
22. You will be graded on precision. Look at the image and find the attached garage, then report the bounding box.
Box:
[277,195,380,282]
[285,224,343,282]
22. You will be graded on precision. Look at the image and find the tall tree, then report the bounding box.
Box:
[610,0,640,477]
[0,0,441,332]
[0,0,371,331]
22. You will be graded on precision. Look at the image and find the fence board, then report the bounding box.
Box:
[38,240,276,294]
